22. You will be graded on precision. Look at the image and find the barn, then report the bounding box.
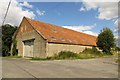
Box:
[13,17,97,58]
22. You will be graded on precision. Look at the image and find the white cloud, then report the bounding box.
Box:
[19,1,32,8]
[83,31,98,36]
[36,9,45,16]
[114,18,120,32]
[98,3,118,20]
[63,25,94,31]
[114,19,119,27]
[0,0,35,26]
[81,1,98,11]
[79,7,85,11]
[62,24,98,36]
[80,0,119,20]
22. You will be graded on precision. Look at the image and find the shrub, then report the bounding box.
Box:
[115,47,120,51]
[79,47,103,58]
[92,47,98,53]
[30,48,107,61]
[83,47,102,54]
[52,51,80,60]
[49,48,103,60]
[12,39,18,56]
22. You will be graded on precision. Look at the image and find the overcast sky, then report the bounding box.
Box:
[0,0,119,37]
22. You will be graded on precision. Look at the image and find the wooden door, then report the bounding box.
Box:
[24,40,34,57]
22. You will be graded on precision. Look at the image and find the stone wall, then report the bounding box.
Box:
[16,18,46,58]
[46,43,92,57]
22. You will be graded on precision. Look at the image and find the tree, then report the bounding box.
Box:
[12,38,18,56]
[2,24,17,56]
[97,28,115,55]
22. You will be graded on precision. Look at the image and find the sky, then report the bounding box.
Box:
[0,0,119,37]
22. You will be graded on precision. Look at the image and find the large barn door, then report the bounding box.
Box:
[23,40,34,57]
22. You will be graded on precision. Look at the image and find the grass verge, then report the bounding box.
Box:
[31,57,48,60]
[7,47,118,61]
[30,47,117,61]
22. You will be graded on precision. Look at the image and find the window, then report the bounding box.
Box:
[50,36,56,40]
[52,29,57,33]
[60,38,65,41]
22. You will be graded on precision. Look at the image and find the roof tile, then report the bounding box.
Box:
[25,17,97,46]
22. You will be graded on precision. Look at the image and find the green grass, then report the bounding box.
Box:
[31,57,48,60]
[112,51,120,63]
[78,47,104,59]
[115,58,120,63]
[48,51,80,60]
[6,48,118,61]
[30,48,118,61]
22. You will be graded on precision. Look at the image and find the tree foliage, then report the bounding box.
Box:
[12,38,18,56]
[97,28,115,54]
[2,24,17,56]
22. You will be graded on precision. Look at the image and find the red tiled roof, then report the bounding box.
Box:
[25,17,97,46]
